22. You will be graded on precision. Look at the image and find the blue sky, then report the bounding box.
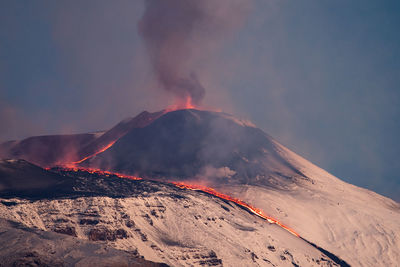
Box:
[0,1,399,201]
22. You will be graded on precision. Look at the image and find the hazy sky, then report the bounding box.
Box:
[0,1,399,201]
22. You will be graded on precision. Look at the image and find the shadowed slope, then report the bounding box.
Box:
[0,111,164,167]
[84,109,306,187]
[0,134,97,167]
[0,159,73,198]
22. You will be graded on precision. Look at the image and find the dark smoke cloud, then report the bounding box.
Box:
[138,0,250,107]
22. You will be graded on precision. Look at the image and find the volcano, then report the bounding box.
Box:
[0,109,399,266]
[81,109,306,186]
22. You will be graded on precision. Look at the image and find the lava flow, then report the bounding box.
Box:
[172,182,300,237]
[55,166,142,181]
[72,141,117,164]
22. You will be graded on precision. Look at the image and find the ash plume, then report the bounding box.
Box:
[138,0,250,107]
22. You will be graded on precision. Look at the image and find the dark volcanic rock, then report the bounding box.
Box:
[0,159,73,199]
[10,251,64,267]
[80,218,100,225]
[85,109,306,186]
[76,110,165,161]
[53,226,77,237]
[1,109,307,187]
[0,159,164,200]
[88,227,128,241]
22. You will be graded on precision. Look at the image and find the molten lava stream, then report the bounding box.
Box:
[57,166,142,181]
[72,141,117,164]
[172,182,300,237]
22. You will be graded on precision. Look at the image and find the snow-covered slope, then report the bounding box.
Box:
[0,166,342,267]
[0,219,165,266]
[219,141,400,266]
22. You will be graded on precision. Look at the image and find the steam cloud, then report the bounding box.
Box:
[138,0,250,107]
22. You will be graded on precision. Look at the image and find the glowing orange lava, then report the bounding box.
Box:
[165,96,196,112]
[172,182,300,237]
[72,141,117,164]
[59,166,142,181]
[183,96,195,109]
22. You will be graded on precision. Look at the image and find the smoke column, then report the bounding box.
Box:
[138,0,250,107]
